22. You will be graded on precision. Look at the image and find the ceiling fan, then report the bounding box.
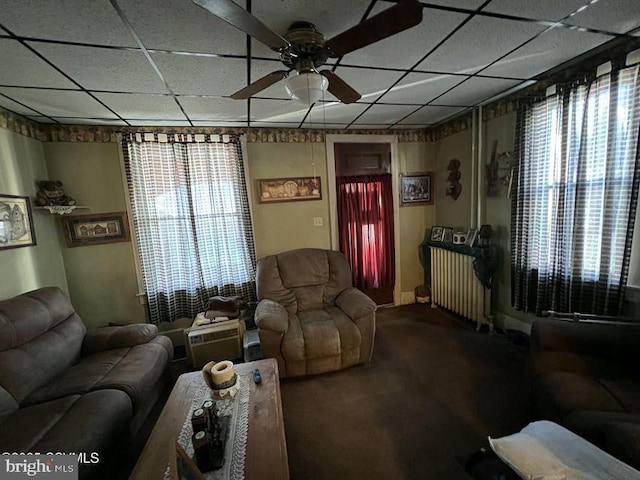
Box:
[192,0,423,104]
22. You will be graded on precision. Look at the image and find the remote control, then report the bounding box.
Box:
[252,368,262,384]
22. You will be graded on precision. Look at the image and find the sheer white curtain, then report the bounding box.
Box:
[122,133,256,324]
[512,64,640,316]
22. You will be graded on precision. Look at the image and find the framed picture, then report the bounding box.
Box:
[257,177,321,203]
[0,194,36,250]
[61,211,130,248]
[443,227,454,243]
[169,441,204,480]
[430,226,444,242]
[465,228,477,247]
[401,172,433,206]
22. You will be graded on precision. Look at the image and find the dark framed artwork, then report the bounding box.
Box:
[465,228,478,247]
[430,226,444,242]
[61,211,130,248]
[401,173,433,206]
[443,227,454,244]
[0,194,36,250]
[257,177,321,203]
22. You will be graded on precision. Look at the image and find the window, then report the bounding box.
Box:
[122,133,256,324]
[511,64,640,316]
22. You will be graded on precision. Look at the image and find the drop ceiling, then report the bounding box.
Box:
[0,0,638,129]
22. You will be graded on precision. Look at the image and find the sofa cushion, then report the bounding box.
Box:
[536,372,625,420]
[23,336,172,413]
[0,287,86,404]
[600,379,640,414]
[0,389,132,453]
[0,386,18,425]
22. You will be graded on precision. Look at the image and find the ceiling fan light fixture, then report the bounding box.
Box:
[285,71,328,104]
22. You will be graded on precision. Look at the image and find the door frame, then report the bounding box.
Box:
[325,134,401,305]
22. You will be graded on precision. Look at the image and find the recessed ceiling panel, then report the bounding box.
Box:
[0,88,118,118]
[250,99,310,123]
[564,0,640,34]
[0,39,76,89]
[307,102,368,124]
[192,121,248,127]
[251,122,306,128]
[93,93,185,120]
[0,95,42,116]
[352,104,418,125]
[26,116,56,124]
[179,97,248,121]
[340,7,467,70]
[484,0,588,22]
[399,105,467,124]
[151,53,246,96]
[327,67,406,103]
[482,27,611,79]
[435,77,523,106]
[0,0,137,47]
[127,120,192,126]
[416,16,547,74]
[251,0,371,58]
[29,43,168,93]
[424,0,486,9]
[52,118,128,125]
[378,73,463,105]
[119,0,246,55]
[347,124,391,129]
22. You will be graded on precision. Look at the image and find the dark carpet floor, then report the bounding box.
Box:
[279,304,534,480]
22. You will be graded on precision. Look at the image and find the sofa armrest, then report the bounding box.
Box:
[531,319,640,361]
[82,323,158,355]
[336,287,377,320]
[255,299,289,334]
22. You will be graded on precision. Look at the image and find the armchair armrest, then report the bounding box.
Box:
[255,299,289,333]
[82,323,158,355]
[336,287,377,319]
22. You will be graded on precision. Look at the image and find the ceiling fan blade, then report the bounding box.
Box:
[325,0,423,58]
[192,0,290,51]
[320,71,361,104]
[230,70,288,99]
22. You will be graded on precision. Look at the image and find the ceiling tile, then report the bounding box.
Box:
[119,0,247,55]
[251,122,306,128]
[251,0,371,58]
[127,120,193,126]
[179,97,248,121]
[0,39,76,89]
[0,95,42,116]
[0,88,118,118]
[347,124,391,129]
[250,99,310,123]
[29,43,167,93]
[482,27,611,79]
[389,124,428,129]
[250,60,290,100]
[484,0,589,22]
[399,105,467,124]
[416,16,547,74]
[52,118,128,125]
[339,7,468,70]
[352,104,418,125]
[192,121,248,127]
[378,73,463,105]
[434,77,523,106]
[307,102,368,124]
[151,53,246,96]
[26,116,56,124]
[0,0,137,47]
[327,67,406,103]
[93,93,185,120]
[426,0,485,9]
[564,0,640,34]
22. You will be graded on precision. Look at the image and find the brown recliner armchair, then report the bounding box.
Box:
[255,248,377,378]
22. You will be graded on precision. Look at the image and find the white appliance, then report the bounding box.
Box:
[185,319,244,367]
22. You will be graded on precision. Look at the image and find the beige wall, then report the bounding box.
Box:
[43,142,145,329]
[0,128,68,300]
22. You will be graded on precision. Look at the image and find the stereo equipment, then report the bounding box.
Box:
[185,319,244,367]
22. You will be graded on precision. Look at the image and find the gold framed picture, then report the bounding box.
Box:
[61,211,130,248]
[257,177,321,203]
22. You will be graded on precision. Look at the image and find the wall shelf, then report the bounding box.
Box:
[35,206,90,215]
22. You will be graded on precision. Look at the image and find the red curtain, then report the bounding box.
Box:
[337,174,395,291]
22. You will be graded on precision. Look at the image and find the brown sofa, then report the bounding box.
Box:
[255,248,377,378]
[0,287,173,478]
[531,318,640,469]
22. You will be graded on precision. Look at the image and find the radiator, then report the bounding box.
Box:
[430,247,492,330]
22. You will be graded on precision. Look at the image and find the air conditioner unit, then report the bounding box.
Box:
[185,319,244,367]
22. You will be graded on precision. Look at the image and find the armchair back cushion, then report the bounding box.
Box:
[257,248,352,313]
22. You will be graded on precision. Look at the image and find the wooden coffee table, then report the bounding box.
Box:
[129,358,289,480]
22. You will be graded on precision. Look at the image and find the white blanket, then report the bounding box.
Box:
[489,420,640,480]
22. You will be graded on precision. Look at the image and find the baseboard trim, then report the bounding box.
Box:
[494,311,532,335]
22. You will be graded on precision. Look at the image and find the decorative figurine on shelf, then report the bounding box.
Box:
[35,180,76,207]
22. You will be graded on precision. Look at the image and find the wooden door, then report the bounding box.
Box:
[334,143,395,305]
